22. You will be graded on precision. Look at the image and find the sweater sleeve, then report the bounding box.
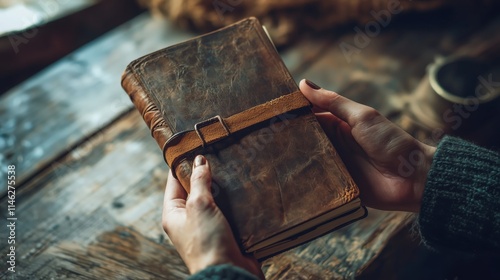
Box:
[188,264,260,280]
[418,136,500,254]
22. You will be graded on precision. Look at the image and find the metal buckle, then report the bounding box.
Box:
[194,115,230,147]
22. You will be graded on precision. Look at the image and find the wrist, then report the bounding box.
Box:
[188,251,230,274]
[189,251,262,279]
[411,143,436,212]
[188,250,243,274]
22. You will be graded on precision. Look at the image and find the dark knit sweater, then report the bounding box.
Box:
[189,136,500,279]
[419,136,500,254]
[188,264,259,280]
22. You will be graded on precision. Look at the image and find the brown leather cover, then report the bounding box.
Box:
[163,90,310,176]
[121,17,360,255]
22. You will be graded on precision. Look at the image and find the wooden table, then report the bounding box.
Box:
[1,11,499,280]
[0,0,144,93]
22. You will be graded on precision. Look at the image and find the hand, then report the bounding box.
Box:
[162,155,264,278]
[300,79,436,212]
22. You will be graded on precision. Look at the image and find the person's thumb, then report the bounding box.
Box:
[187,155,214,210]
[299,79,378,129]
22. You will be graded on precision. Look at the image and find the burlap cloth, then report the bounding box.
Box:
[138,0,495,46]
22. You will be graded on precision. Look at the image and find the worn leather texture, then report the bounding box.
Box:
[121,18,360,254]
[163,90,310,174]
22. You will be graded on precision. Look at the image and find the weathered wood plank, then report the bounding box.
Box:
[0,111,188,279]
[0,12,331,195]
[0,12,195,193]
[0,0,144,93]
[279,14,500,279]
[295,27,448,116]
[0,0,95,37]
[0,109,409,279]
[4,10,498,280]
[0,14,450,280]
[297,14,500,147]
[264,211,411,279]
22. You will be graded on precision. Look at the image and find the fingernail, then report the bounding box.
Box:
[305,79,321,90]
[194,155,206,167]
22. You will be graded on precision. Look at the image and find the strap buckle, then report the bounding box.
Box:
[194,115,230,147]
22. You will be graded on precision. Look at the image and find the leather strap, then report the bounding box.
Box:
[163,90,310,171]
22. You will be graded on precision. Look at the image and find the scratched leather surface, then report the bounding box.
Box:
[122,18,359,250]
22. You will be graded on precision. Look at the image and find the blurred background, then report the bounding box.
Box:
[1,0,499,279]
[0,0,144,93]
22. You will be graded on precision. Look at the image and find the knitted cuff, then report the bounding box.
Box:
[418,136,500,254]
[188,264,260,280]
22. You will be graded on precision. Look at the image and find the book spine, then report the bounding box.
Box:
[121,68,195,191]
[121,68,173,149]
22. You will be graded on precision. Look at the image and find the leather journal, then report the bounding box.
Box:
[121,17,367,260]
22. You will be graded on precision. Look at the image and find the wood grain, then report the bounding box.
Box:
[0,0,144,93]
[264,211,412,279]
[3,9,498,280]
[0,111,188,279]
[0,110,409,279]
[0,13,194,193]
[0,12,331,196]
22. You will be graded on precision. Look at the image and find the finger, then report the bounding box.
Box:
[315,113,345,149]
[163,170,187,216]
[315,112,362,154]
[300,79,382,129]
[162,170,187,234]
[165,169,188,203]
[311,105,328,113]
[315,113,351,142]
[315,112,346,129]
[187,155,214,210]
